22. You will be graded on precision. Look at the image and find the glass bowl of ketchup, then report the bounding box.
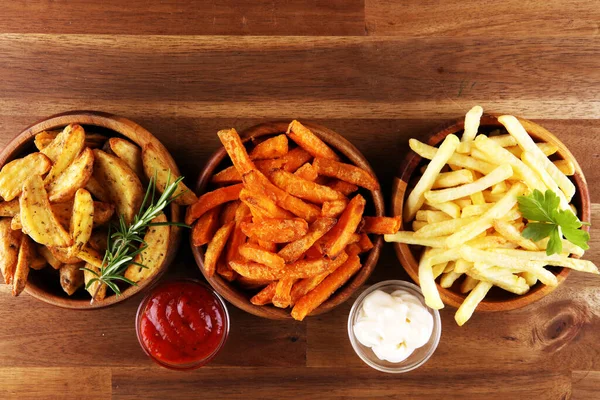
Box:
[135,279,230,370]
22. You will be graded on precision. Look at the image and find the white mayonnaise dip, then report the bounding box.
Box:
[353,289,434,363]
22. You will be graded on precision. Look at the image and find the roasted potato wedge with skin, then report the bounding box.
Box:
[0,219,21,284]
[47,147,94,203]
[48,246,82,264]
[12,234,32,296]
[60,263,85,296]
[93,149,143,225]
[0,153,52,201]
[83,262,106,301]
[39,126,71,162]
[109,138,145,181]
[0,199,20,217]
[44,124,86,185]
[142,143,198,206]
[38,245,63,270]
[30,254,47,270]
[69,189,94,257]
[36,129,108,151]
[20,175,72,247]
[124,213,170,283]
[88,229,108,253]
[85,175,111,202]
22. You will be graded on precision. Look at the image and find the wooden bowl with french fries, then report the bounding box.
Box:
[390,112,591,321]
[190,121,386,320]
[0,111,189,309]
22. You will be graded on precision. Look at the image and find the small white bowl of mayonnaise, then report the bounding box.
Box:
[348,280,441,373]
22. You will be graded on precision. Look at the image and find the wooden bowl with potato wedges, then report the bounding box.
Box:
[388,109,595,325]
[0,111,196,309]
[190,120,392,320]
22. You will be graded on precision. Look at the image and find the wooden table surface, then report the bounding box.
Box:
[1,1,599,399]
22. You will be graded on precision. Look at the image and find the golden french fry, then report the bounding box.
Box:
[440,270,462,288]
[432,262,448,279]
[535,237,584,257]
[461,105,483,142]
[109,138,145,181]
[490,248,598,274]
[424,199,460,219]
[553,160,575,176]
[414,216,478,238]
[431,169,474,189]
[124,213,170,283]
[460,203,494,218]
[460,275,479,293]
[520,272,538,286]
[521,151,569,209]
[412,220,428,231]
[0,153,52,201]
[416,210,451,223]
[453,258,473,274]
[47,147,94,203]
[409,139,495,175]
[418,249,444,310]
[455,281,492,326]
[537,142,558,156]
[468,263,529,295]
[491,181,507,194]
[492,219,539,251]
[60,263,85,296]
[385,231,449,247]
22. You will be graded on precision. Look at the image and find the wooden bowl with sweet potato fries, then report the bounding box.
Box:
[0,111,196,309]
[190,121,390,320]
[388,107,595,325]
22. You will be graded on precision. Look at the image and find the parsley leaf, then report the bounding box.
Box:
[517,189,590,255]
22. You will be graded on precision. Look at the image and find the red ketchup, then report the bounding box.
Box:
[137,280,228,369]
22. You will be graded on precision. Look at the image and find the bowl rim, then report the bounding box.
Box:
[190,120,384,320]
[390,113,590,312]
[0,110,182,309]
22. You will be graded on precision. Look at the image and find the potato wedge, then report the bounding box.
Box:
[109,138,145,181]
[83,262,107,301]
[44,124,86,185]
[0,219,21,284]
[60,263,85,296]
[93,149,143,225]
[38,245,63,270]
[20,175,72,247]
[0,153,52,201]
[88,229,108,253]
[124,213,170,283]
[85,175,111,202]
[69,189,94,257]
[47,147,94,203]
[0,199,20,217]
[12,234,32,296]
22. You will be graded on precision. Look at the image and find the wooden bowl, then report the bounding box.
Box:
[391,114,590,311]
[191,121,384,319]
[0,111,182,309]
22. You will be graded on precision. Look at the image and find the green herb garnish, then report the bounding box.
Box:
[84,175,188,303]
[517,189,590,256]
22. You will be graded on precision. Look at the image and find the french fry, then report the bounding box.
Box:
[453,258,473,274]
[240,218,308,243]
[185,184,243,225]
[239,188,294,219]
[385,231,449,247]
[489,248,598,274]
[47,147,94,203]
[219,201,240,225]
[537,142,558,156]
[492,219,539,251]
[271,169,345,204]
[211,166,242,184]
[69,189,94,257]
[278,217,336,263]
[39,125,74,162]
[12,234,32,296]
[191,206,221,247]
[250,281,277,305]
[468,264,529,295]
[142,143,198,206]
[249,134,288,160]
[461,105,483,143]
[424,200,460,219]
[358,233,374,253]
[294,163,318,181]
[455,281,492,326]
[414,216,478,238]
[203,221,235,277]
[217,128,256,175]
[0,199,19,217]
[418,249,444,309]
[536,237,584,257]
[404,135,460,221]
[224,205,252,265]
[491,180,508,194]
[553,160,575,176]
[416,210,451,223]
[109,138,145,181]
[440,270,462,288]
[498,115,575,200]
[229,260,283,280]
[291,254,361,321]
[313,158,379,191]
[217,261,237,282]
[287,120,340,161]
[124,213,170,283]
[460,275,479,293]
[85,175,111,203]
[322,199,348,218]
[454,198,472,208]
[325,180,359,196]
[412,220,428,231]
[255,158,287,175]
[409,138,495,175]
[360,216,401,235]
[59,263,85,296]
[44,124,85,185]
[521,151,569,209]
[242,170,320,222]
[20,175,72,247]
[520,272,538,286]
[0,219,20,284]
[431,169,474,189]
[323,194,366,257]
[237,276,273,289]
[281,147,313,173]
[272,278,295,308]
[239,243,285,270]
[0,153,52,201]
[460,203,494,218]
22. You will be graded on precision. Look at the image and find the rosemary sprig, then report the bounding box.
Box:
[83,174,188,304]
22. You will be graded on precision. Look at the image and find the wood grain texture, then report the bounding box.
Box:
[365,0,600,37]
[0,0,366,36]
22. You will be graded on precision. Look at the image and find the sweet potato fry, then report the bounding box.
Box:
[294,163,318,181]
[358,233,374,253]
[322,199,348,218]
[211,166,242,184]
[204,221,235,277]
[0,199,19,217]
[255,158,287,175]
[313,158,379,191]
[286,257,330,278]
[360,216,402,235]
[322,194,366,257]
[0,219,20,284]
[287,120,340,161]
[185,183,244,225]
[191,206,221,247]
[242,170,320,222]
[249,134,288,160]
[278,217,337,263]
[229,260,283,280]
[272,278,296,308]
[218,128,256,175]
[240,218,308,243]
[291,273,327,305]
[224,206,252,265]
[239,188,294,219]
[220,201,240,225]
[291,254,362,321]
[47,147,94,203]
[237,276,273,289]
[270,170,346,204]
[239,243,285,269]
[258,240,278,252]
[12,234,32,296]
[305,244,323,259]
[217,261,238,282]
[281,147,313,173]
[0,153,52,201]
[325,179,358,196]
[250,281,277,305]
